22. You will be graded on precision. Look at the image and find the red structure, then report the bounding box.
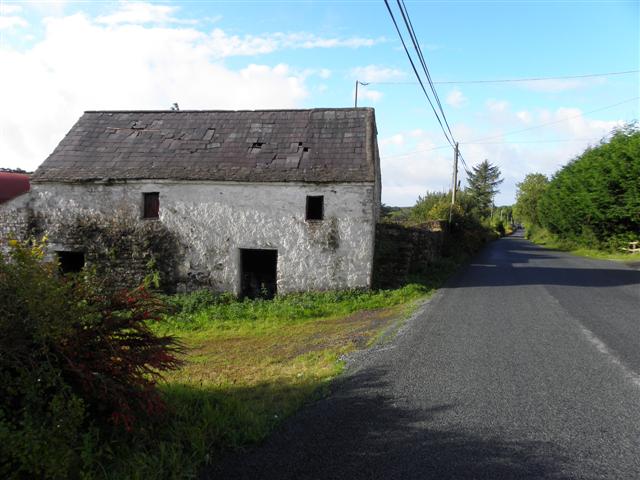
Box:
[0,172,30,204]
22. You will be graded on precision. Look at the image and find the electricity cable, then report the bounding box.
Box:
[363,69,639,85]
[396,0,456,143]
[383,0,454,147]
[382,97,638,159]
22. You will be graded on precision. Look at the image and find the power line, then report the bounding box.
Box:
[382,138,591,160]
[384,144,451,159]
[466,96,639,143]
[381,95,637,160]
[383,0,454,147]
[465,138,599,145]
[361,69,639,85]
[396,0,456,142]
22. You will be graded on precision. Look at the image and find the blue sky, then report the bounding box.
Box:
[1,0,638,205]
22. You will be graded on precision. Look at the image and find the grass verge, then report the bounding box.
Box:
[102,257,463,479]
[527,227,639,263]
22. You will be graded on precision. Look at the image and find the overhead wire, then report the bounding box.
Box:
[396,0,456,143]
[361,69,639,86]
[382,96,638,160]
[382,2,637,194]
[382,0,454,147]
[465,96,639,144]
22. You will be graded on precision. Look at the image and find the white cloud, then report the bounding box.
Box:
[520,77,606,93]
[207,29,383,58]
[359,89,383,102]
[516,110,532,124]
[545,107,622,137]
[319,68,331,79]
[486,98,509,112]
[380,134,405,147]
[23,0,69,16]
[1,5,23,14]
[0,13,309,171]
[446,88,466,108]
[0,4,27,30]
[0,15,27,29]
[379,106,624,206]
[350,65,405,82]
[96,2,193,25]
[377,128,457,206]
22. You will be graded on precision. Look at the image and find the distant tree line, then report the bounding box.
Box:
[514,123,639,250]
[381,158,510,254]
[0,167,31,174]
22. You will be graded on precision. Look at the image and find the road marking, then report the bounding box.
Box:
[579,325,640,389]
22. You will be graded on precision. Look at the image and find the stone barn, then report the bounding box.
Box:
[0,108,381,297]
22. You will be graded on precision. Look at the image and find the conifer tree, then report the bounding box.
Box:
[466,160,504,219]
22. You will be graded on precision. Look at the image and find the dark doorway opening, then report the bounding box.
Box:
[240,249,277,299]
[56,251,85,274]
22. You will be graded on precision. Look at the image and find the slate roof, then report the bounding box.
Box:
[32,108,378,184]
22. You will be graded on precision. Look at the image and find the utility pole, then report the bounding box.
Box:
[354,80,369,108]
[449,142,459,225]
[451,142,459,204]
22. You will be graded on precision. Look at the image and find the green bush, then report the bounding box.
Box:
[0,239,183,479]
[539,124,640,246]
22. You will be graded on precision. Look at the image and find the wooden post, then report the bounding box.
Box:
[449,142,459,225]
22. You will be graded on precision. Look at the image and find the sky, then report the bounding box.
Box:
[1,0,638,206]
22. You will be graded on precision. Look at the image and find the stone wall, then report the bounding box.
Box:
[0,194,32,251]
[19,180,378,294]
[372,223,444,289]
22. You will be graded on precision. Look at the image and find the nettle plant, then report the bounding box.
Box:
[0,237,183,478]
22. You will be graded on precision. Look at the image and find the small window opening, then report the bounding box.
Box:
[306,195,324,221]
[240,249,277,299]
[143,192,159,219]
[56,251,85,274]
[249,142,264,153]
[302,147,309,152]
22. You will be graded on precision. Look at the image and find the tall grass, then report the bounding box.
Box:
[154,284,428,337]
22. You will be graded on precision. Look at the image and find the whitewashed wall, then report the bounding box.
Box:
[25,181,378,294]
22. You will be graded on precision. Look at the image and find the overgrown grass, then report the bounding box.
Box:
[100,258,465,478]
[153,283,427,338]
[527,226,639,262]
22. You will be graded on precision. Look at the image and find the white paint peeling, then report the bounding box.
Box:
[23,180,378,294]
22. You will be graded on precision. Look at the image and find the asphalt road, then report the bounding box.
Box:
[209,234,640,479]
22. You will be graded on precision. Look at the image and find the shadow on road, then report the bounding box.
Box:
[447,238,640,289]
[455,265,640,288]
[207,368,577,480]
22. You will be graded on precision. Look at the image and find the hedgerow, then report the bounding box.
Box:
[538,124,640,248]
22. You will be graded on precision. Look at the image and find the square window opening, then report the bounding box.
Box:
[56,251,85,274]
[306,195,324,221]
[143,192,159,219]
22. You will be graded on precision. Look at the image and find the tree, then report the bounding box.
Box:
[409,190,449,223]
[538,124,640,247]
[513,173,549,227]
[466,160,504,219]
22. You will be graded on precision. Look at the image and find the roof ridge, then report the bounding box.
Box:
[83,108,374,114]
